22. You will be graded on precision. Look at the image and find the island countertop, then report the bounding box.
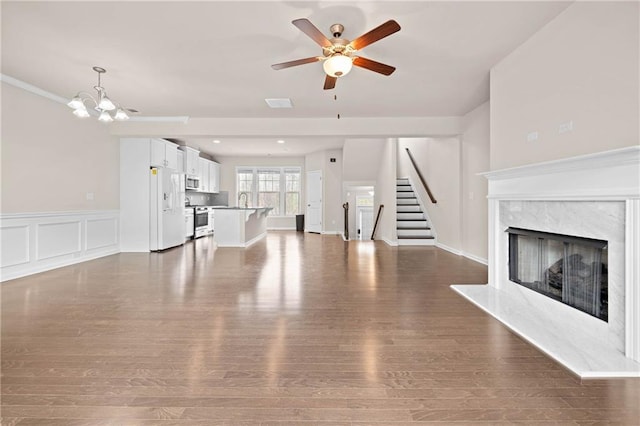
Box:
[211,207,272,247]
[208,207,273,211]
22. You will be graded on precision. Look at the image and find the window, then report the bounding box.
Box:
[237,170,254,207]
[236,167,301,216]
[258,169,281,215]
[285,169,301,216]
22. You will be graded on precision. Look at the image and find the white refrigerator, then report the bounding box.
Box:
[149,167,185,251]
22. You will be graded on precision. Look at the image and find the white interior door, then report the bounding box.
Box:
[306,170,322,233]
[357,207,374,240]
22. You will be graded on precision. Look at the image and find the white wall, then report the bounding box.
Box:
[461,101,490,263]
[342,138,386,182]
[1,82,119,213]
[215,155,305,229]
[398,138,461,252]
[374,138,397,244]
[323,149,343,234]
[490,1,639,170]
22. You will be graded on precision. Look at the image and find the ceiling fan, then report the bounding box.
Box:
[271,18,401,90]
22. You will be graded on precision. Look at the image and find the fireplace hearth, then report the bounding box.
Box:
[507,227,608,321]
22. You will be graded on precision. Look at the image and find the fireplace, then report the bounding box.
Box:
[507,227,608,321]
[450,147,640,377]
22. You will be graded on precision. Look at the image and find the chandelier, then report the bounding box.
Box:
[67,66,131,122]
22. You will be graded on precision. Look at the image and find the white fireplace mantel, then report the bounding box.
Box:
[453,146,640,378]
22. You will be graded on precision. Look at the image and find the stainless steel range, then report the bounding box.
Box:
[194,206,209,238]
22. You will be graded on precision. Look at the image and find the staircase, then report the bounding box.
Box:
[396,178,435,245]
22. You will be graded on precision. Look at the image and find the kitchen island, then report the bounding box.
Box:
[210,207,272,247]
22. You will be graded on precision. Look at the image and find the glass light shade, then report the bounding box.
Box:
[98,110,114,122]
[98,94,116,111]
[72,107,90,118]
[323,54,353,77]
[114,108,130,121]
[67,96,84,109]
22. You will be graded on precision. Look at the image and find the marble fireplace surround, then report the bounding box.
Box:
[452,146,640,378]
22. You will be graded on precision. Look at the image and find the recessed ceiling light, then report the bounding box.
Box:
[265,98,293,108]
[277,140,285,144]
[213,140,221,144]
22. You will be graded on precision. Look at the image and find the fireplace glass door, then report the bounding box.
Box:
[507,228,608,321]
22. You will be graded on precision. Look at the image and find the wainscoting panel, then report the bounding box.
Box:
[36,221,82,260]
[86,217,118,251]
[0,210,119,282]
[0,225,30,268]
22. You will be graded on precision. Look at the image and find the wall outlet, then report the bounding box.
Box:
[86,192,94,201]
[527,131,539,142]
[559,120,574,134]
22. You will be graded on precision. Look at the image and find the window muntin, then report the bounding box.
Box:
[236,167,301,216]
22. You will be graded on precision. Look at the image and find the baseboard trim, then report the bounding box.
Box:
[1,249,119,282]
[380,237,398,247]
[267,226,296,231]
[321,231,341,235]
[462,251,488,266]
[1,210,120,283]
[435,242,462,256]
[434,242,488,266]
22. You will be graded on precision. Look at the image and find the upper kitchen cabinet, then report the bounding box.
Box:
[179,146,200,177]
[177,150,185,174]
[199,158,210,193]
[150,139,178,170]
[209,161,220,193]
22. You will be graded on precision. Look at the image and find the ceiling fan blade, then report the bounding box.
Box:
[292,18,332,48]
[271,56,322,70]
[352,56,396,76]
[349,20,401,50]
[323,75,337,90]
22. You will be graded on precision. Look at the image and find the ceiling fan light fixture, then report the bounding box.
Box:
[323,54,353,77]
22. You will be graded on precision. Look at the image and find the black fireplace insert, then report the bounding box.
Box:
[507,227,608,321]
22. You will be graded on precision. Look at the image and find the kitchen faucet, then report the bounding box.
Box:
[238,192,248,208]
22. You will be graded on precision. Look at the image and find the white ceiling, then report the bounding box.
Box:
[2,1,571,156]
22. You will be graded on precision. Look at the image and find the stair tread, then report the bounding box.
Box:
[397,226,431,229]
[398,235,435,239]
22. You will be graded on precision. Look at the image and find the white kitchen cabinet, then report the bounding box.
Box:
[185,209,194,238]
[199,158,209,192]
[177,150,184,174]
[209,161,220,193]
[180,146,200,176]
[150,139,178,170]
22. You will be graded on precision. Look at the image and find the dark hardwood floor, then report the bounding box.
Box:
[2,231,639,424]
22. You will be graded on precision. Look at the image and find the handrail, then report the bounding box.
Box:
[342,202,349,240]
[405,148,437,204]
[371,204,384,240]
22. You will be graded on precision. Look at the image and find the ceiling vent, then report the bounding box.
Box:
[265,98,293,108]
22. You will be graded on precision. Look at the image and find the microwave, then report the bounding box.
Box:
[185,176,200,190]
